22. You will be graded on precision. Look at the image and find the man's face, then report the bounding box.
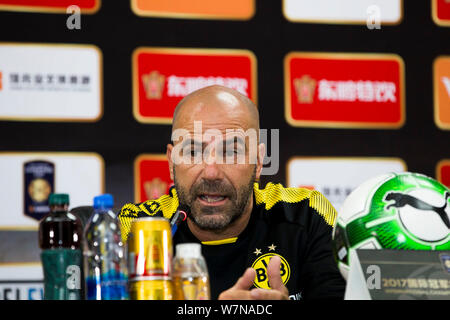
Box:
[174,161,256,231]
[167,90,263,231]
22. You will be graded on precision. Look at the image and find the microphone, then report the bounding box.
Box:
[170,206,189,236]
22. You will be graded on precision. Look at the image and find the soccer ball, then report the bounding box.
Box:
[332,172,450,280]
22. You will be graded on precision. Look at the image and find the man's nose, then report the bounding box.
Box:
[201,146,224,180]
[202,162,224,180]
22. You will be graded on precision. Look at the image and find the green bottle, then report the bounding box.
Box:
[38,193,84,300]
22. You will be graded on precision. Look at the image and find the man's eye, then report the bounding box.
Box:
[190,149,202,157]
[225,149,243,156]
[182,146,201,157]
[225,150,235,156]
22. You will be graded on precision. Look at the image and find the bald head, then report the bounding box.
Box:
[172,85,259,132]
[167,85,265,236]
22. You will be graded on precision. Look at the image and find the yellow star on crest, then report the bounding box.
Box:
[253,248,262,256]
[268,244,276,251]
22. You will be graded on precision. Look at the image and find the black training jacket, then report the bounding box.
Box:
[118,182,346,300]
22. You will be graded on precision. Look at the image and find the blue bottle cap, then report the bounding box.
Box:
[93,194,114,209]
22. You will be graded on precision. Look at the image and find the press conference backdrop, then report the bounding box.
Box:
[0,0,449,300]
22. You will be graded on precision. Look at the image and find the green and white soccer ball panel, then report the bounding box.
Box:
[337,173,394,225]
[333,173,393,280]
[333,172,450,281]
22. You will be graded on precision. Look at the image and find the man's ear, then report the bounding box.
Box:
[167,143,174,181]
[255,143,265,181]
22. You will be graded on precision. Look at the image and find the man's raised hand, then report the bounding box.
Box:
[218,256,289,300]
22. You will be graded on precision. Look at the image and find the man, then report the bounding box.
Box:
[118,85,345,300]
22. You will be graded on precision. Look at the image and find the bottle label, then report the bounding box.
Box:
[174,275,210,300]
[41,249,83,300]
[86,270,129,300]
[66,265,81,292]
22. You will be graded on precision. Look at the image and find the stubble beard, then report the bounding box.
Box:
[174,167,256,231]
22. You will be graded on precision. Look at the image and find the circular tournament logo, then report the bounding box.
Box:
[28,178,51,203]
[251,253,290,289]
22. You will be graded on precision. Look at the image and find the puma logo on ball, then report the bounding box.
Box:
[384,191,450,229]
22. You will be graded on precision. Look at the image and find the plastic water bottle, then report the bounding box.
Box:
[84,194,129,300]
[39,193,84,300]
[173,243,210,300]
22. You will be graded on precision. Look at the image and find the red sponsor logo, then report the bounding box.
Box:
[433,56,450,129]
[133,47,257,123]
[135,154,173,203]
[0,0,100,12]
[437,160,450,188]
[284,52,405,128]
[433,0,450,26]
[131,0,255,20]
